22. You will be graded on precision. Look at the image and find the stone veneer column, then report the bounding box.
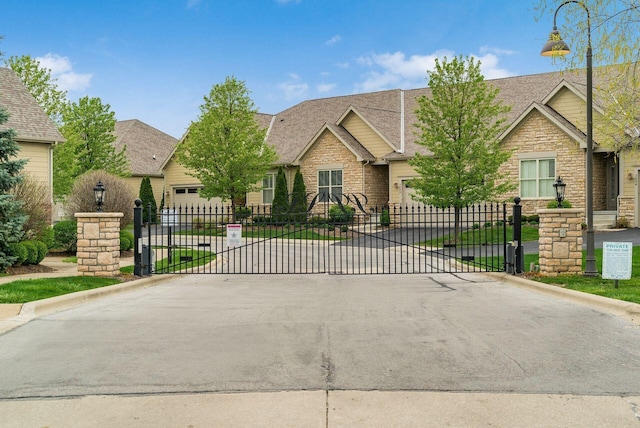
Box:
[75,212,124,277]
[537,208,583,276]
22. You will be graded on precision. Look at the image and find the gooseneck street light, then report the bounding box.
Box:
[541,0,597,276]
[94,181,106,212]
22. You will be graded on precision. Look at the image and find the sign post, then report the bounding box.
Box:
[602,242,632,289]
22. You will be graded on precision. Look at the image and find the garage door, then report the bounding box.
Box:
[173,187,223,207]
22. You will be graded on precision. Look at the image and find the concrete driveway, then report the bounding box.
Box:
[1,273,640,426]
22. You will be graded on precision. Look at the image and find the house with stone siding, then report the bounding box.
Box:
[163,67,634,228]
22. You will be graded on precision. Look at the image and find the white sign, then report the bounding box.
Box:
[227,224,242,247]
[602,241,632,280]
[161,208,178,227]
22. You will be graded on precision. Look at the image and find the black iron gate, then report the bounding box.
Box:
[134,198,508,275]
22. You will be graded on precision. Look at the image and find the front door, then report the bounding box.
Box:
[606,156,619,210]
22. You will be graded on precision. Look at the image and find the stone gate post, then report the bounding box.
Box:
[75,212,124,277]
[537,208,584,276]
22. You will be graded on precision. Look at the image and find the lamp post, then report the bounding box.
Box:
[541,1,597,276]
[93,181,106,212]
[553,176,566,208]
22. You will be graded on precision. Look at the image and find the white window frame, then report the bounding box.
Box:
[519,157,556,199]
[262,172,276,204]
[318,169,343,202]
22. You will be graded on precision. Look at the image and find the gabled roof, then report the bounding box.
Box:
[0,67,64,143]
[293,122,376,165]
[114,119,178,177]
[500,102,589,149]
[265,70,594,163]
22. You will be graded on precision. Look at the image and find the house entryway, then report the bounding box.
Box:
[135,198,508,275]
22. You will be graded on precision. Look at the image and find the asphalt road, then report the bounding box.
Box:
[1,273,639,400]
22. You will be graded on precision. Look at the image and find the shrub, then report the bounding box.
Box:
[616,217,630,228]
[8,242,28,266]
[65,170,135,228]
[120,231,134,251]
[235,207,251,222]
[53,220,78,253]
[329,205,355,224]
[380,208,391,227]
[32,240,48,263]
[22,241,39,265]
[120,236,131,252]
[139,176,157,223]
[11,174,52,242]
[526,214,540,224]
[546,200,573,209]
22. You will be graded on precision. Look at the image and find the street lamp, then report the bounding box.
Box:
[94,181,106,212]
[541,1,597,276]
[553,176,566,208]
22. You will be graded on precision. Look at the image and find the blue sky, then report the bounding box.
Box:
[2,0,563,139]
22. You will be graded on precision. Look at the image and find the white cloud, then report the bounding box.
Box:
[317,83,336,93]
[356,50,453,92]
[36,53,92,92]
[186,0,202,9]
[325,35,341,46]
[278,74,308,100]
[479,46,516,56]
[276,0,301,4]
[356,48,515,92]
[473,53,512,79]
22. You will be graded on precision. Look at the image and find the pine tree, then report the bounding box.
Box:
[290,168,308,223]
[139,176,157,223]
[0,107,28,271]
[272,166,289,224]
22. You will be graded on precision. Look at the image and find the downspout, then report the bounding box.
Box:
[399,90,405,154]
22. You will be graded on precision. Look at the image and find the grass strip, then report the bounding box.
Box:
[0,277,121,304]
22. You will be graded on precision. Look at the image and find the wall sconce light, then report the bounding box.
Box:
[553,176,566,208]
[94,181,106,212]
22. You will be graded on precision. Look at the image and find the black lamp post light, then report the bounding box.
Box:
[541,0,598,276]
[553,176,566,208]
[94,181,106,212]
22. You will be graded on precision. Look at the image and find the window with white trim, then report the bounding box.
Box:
[520,158,556,198]
[262,173,276,204]
[318,169,343,202]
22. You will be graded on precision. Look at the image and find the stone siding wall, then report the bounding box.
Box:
[500,110,608,220]
[75,212,123,277]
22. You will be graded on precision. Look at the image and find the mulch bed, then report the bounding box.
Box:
[5,264,56,276]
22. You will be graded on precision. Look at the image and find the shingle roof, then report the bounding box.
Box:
[265,69,598,163]
[0,67,64,143]
[113,119,178,177]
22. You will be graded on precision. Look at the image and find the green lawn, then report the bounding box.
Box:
[477,247,640,305]
[422,225,539,246]
[0,277,121,303]
[154,248,216,273]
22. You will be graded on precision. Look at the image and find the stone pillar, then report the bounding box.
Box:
[537,208,584,276]
[75,212,124,277]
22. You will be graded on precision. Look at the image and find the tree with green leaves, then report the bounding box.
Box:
[272,167,289,223]
[5,55,68,125]
[409,56,514,243]
[139,176,157,223]
[0,107,28,271]
[54,96,130,200]
[290,168,308,222]
[535,0,640,152]
[176,76,278,219]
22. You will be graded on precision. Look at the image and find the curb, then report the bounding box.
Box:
[483,271,640,325]
[0,274,180,334]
